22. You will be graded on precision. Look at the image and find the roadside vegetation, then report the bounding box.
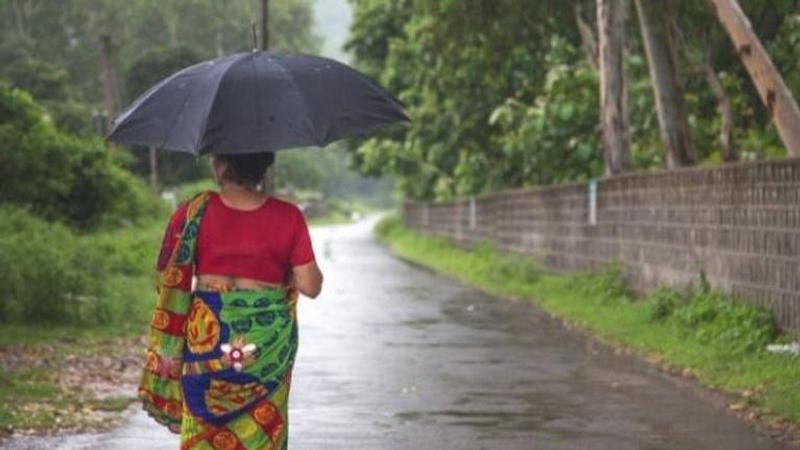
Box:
[0,87,169,436]
[346,1,800,201]
[375,216,800,429]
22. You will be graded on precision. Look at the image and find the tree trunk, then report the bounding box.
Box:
[11,0,28,38]
[597,0,632,175]
[707,0,800,157]
[99,34,120,135]
[149,146,159,193]
[634,0,696,168]
[574,3,598,69]
[702,65,737,162]
[164,9,179,47]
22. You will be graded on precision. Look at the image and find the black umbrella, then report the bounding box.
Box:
[107,51,407,154]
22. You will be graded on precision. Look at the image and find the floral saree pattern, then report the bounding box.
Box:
[138,192,298,449]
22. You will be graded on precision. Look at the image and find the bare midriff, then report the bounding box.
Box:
[196,274,286,291]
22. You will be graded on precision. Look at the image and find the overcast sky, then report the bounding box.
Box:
[313,0,353,62]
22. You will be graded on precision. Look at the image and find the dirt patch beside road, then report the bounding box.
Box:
[0,336,144,440]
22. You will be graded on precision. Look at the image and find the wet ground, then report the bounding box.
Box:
[5,217,789,449]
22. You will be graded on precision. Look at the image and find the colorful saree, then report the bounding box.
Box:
[138,192,298,450]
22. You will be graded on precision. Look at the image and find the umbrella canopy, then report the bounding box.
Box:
[107,51,407,154]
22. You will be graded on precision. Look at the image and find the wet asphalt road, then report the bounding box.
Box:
[6,217,788,449]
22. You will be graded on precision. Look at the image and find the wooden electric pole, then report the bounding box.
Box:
[259,0,277,193]
[99,34,120,136]
[707,0,800,157]
[260,0,270,51]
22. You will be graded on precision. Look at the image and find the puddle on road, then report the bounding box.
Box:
[372,272,789,449]
[398,317,443,329]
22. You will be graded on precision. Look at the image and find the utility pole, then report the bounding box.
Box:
[707,0,800,157]
[260,0,270,51]
[259,0,277,194]
[99,34,120,136]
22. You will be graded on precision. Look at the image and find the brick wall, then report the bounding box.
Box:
[403,159,800,329]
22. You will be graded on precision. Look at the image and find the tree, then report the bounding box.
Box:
[346,0,585,199]
[573,0,598,69]
[0,86,157,230]
[706,0,800,157]
[702,63,737,162]
[0,0,321,137]
[634,0,696,168]
[672,0,800,162]
[597,0,632,174]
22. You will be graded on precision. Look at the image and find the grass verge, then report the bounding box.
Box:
[375,215,800,432]
[0,219,160,436]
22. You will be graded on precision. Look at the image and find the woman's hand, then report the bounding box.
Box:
[285,273,299,308]
[287,286,299,308]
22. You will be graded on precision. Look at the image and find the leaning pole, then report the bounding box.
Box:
[707,0,800,157]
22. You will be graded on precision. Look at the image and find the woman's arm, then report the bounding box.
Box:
[288,205,323,298]
[291,260,323,298]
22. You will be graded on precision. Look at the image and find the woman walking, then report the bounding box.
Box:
[138,152,323,450]
[109,49,403,449]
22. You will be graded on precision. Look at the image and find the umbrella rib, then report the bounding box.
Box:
[195,55,246,153]
[266,55,319,145]
[157,56,242,152]
[107,66,189,140]
[253,54,265,152]
[157,73,207,152]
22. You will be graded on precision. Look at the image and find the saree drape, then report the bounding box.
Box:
[138,191,298,450]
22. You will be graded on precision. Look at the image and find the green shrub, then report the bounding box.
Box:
[671,290,779,354]
[0,206,103,323]
[0,86,162,230]
[645,287,687,322]
[572,264,777,354]
[471,240,540,284]
[0,205,164,325]
[85,220,164,277]
[375,213,402,239]
[96,160,166,228]
[578,262,631,304]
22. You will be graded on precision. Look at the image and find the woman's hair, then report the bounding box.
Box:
[213,152,275,189]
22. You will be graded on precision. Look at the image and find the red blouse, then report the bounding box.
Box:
[157,192,315,284]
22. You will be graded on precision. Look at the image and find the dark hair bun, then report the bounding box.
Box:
[216,152,275,187]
